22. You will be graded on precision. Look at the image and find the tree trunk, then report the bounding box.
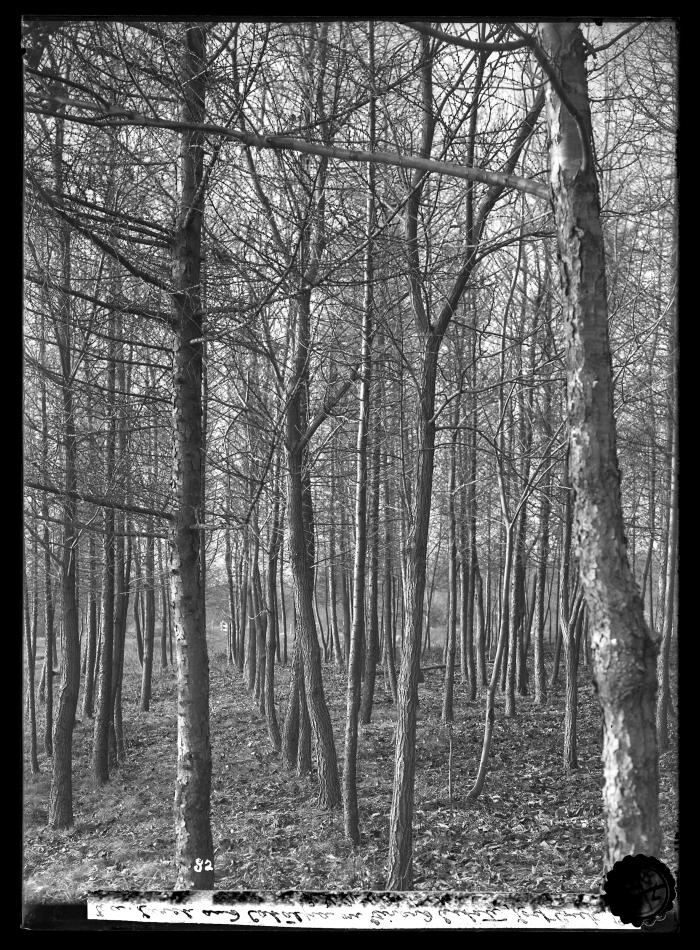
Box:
[24,567,40,773]
[286,329,341,806]
[82,530,99,717]
[140,522,156,711]
[540,20,661,862]
[467,524,515,803]
[282,633,300,770]
[159,539,169,670]
[170,24,214,889]
[387,332,440,888]
[442,398,459,722]
[40,345,55,755]
[656,383,677,750]
[383,463,398,704]
[344,79,376,835]
[265,458,283,752]
[48,109,81,824]
[360,375,381,725]
[533,344,553,705]
[111,524,131,764]
[225,530,237,667]
[92,319,117,783]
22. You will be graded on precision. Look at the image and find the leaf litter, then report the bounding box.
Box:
[23,650,678,901]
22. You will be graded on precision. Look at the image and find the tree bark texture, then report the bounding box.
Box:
[170,25,214,889]
[540,20,661,863]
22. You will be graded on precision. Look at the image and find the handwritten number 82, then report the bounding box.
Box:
[193,858,213,872]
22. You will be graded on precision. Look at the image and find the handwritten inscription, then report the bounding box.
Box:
[89,895,635,929]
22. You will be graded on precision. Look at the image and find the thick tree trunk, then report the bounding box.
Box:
[170,24,214,889]
[540,21,661,862]
[282,635,302,771]
[49,395,81,828]
[296,655,312,777]
[265,459,283,752]
[48,153,81,822]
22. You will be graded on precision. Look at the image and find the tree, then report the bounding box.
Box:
[170,24,215,889]
[538,20,661,862]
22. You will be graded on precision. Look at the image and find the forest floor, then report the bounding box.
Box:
[23,642,679,903]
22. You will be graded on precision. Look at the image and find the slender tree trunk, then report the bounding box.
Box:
[533,344,553,705]
[504,503,525,717]
[280,541,288,665]
[344,76,375,835]
[442,398,459,722]
[237,550,248,674]
[560,453,581,770]
[464,311,479,699]
[475,565,487,687]
[40,342,55,755]
[286,341,341,806]
[159,539,169,670]
[383,463,398,704]
[225,530,237,667]
[360,370,381,724]
[92,318,117,784]
[140,521,156,711]
[132,540,144,667]
[24,567,40,773]
[82,531,99,718]
[467,524,514,803]
[111,525,131,764]
[341,554,352,669]
[387,333,440,888]
[549,526,564,689]
[246,579,257,694]
[656,382,677,750]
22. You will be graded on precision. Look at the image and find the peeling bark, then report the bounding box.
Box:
[539,21,661,863]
